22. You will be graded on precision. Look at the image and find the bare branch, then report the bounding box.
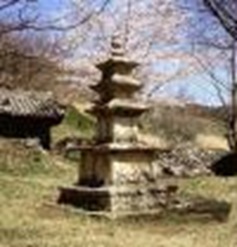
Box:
[0,0,20,11]
[203,0,237,39]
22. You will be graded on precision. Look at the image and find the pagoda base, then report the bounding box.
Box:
[58,183,178,217]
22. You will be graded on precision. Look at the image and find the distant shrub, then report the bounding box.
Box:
[140,105,225,144]
[64,106,95,134]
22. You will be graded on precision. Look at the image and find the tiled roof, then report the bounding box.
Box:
[0,89,65,119]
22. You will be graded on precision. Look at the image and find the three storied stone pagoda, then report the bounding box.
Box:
[59,36,175,216]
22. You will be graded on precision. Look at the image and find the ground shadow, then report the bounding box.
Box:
[211,153,237,176]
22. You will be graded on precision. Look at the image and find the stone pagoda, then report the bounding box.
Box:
[59,36,175,216]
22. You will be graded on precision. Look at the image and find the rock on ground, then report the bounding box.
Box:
[154,142,226,177]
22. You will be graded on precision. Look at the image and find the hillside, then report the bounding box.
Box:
[140,101,228,150]
[51,99,228,151]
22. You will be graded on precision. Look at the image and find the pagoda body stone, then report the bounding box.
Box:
[58,37,175,216]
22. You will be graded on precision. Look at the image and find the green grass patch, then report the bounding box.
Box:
[52,105,95,144]
[0,139,76,177]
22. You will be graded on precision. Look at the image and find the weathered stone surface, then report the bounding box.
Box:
[58,35,174,217]
[59,183,178,213]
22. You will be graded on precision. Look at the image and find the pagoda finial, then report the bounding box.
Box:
[111,34,124,57]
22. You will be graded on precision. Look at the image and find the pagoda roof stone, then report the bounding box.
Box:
[96,56,139,71]
[111,74,141,88]
[88,99,148,117]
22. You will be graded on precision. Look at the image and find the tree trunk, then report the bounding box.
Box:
[227,40,237,152]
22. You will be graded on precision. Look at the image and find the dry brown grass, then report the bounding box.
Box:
[138,133,170,150]
[0,147,237,247]
[195,134,229,151]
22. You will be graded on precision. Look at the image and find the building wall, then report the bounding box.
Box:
[0,115,52,149]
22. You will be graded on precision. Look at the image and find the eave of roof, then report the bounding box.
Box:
[0,89,65,119]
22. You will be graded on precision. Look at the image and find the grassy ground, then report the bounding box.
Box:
[0,106,235,247]
[0,145,237,247]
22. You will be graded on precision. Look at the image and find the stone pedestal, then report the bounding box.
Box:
[58,36,176,217]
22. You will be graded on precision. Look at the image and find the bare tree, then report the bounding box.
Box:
[180,0,237,151]
[0,32,62,90]
[63,0,198,101]
[198,1,237,151]
[0,0,111,91]
[203,0,237,40]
